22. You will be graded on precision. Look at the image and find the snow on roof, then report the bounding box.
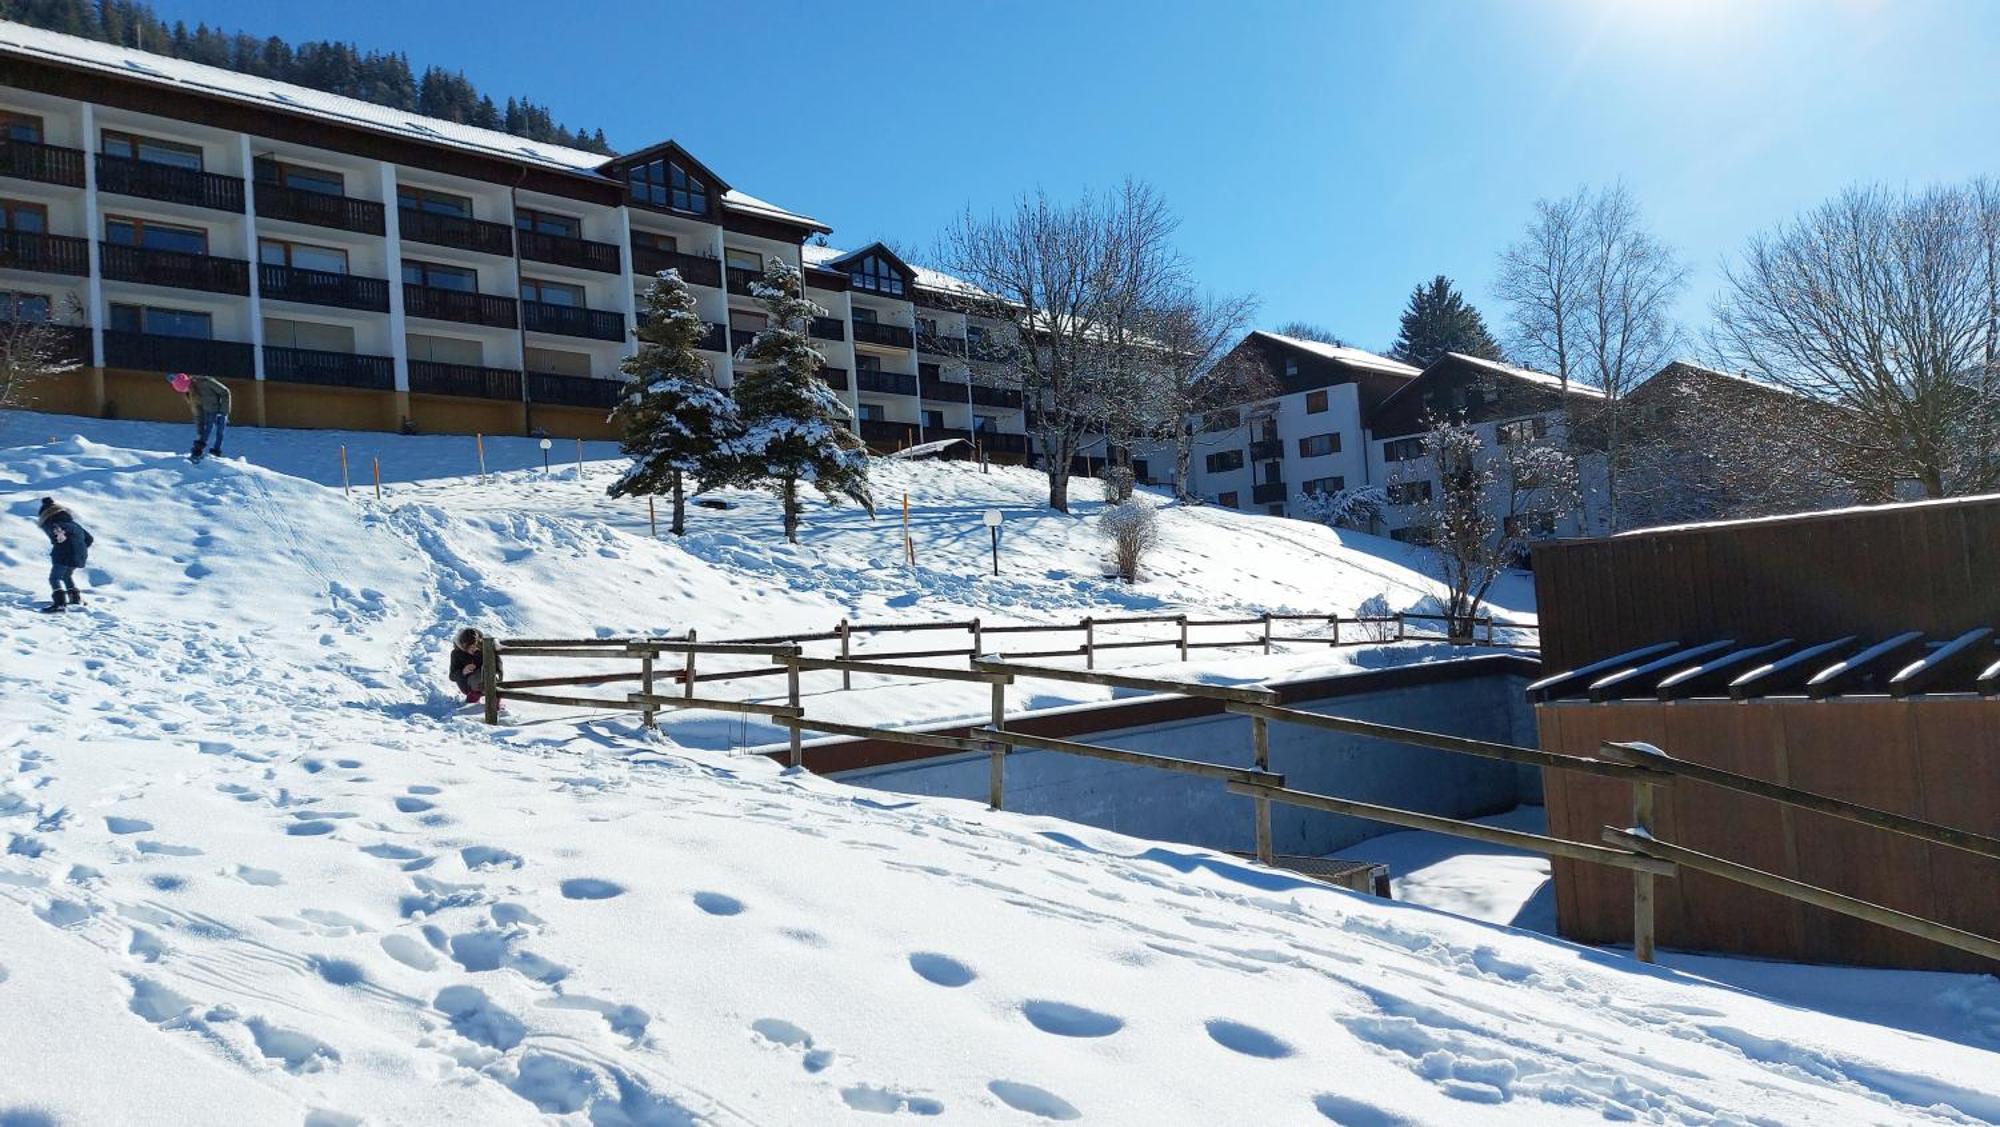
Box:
[719,188,825,232]
[1614,491,2000,538]
[801,244,993,301]
[1252,332,1420,378]
[1449,352,1608,399]
[1645,358,1794,396]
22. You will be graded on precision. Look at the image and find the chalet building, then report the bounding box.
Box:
[0,22,1036,454]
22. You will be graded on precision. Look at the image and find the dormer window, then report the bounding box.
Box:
[628,157,708,214]
[849,253,904,297]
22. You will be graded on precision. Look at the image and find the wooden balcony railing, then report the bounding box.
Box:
[408,360,523,401]
[855,369,917,396]
[918,332,967,358]
[859,418,919,446]
[259,263,390,312]
[403,284,518,329]
[101,331,253,378]
[632,246,721,288]
[397,207,514,257]
[1249,438,1284,461]
[0,230,88,276]
[852,320,915,349]
[522,301,626,342]
[697,322,728,352]
[519,229,621,274]
[726,265,764,296]
[253,181,386,236]
[820,366,848,390]
[809,316,845,341]
[1252,481,1287,505]
[0,138,85,187]
[100,242,250,295]
[528,371,624,409]
[264,346,395,390]
[96,153,243,212]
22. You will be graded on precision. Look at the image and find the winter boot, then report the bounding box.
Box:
[40,591,65,613]
[190,438,206,463]
[65,589,82,608]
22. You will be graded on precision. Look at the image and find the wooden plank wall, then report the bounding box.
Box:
[1541,699,2000,972]
[1531,495,2000,671]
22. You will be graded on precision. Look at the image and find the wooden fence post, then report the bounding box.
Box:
[1395,612,1406,642]
[786,645,803,769]
[1177,614,1189,662]
[1084,616,1096,669]
[639,649,657,730]
[1252,715,1273,864]
[338,445,350,497]
[1261,612,1272,655]
[1331,614,1341,647]
[1632,777,1657,962]
[372,456,381,501]
[480,635,499,725]
[970,618,983,668]
[475,433,486,480]
[682,628,697,699]
[989,678,1006,810]
[648,496,657,539]
[838,618,852,689]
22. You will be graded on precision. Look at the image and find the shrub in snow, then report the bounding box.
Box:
[1355,593,1397,641]
[1298,485,1386,531]
[727,260,873,543]
[606,270,743,536]
[1099,501,1158,582]
[1098,465,1134,503]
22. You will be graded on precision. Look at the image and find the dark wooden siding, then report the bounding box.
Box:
[1366,354,1576,439]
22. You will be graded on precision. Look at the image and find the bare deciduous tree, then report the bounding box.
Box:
[1099,500,1158,582]
[1711,183,2000,498]
[1141,288,1268,501]
[1,301,83,417]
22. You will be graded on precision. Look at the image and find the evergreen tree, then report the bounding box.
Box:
[605,271,742,536]
[1389,275,1505,368]
[730,260,873,543]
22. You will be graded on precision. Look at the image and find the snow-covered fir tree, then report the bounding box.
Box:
[605,270,742,535]
[730,259,873,543]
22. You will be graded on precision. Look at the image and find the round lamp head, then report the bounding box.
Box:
[983,509,1003,527]
[539,438,553,450]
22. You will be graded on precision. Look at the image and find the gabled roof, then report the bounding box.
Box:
[1249,331,1420,378]
[1445,352,1608,398]
[802,244,992,302]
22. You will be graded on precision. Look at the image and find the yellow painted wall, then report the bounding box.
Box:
[533,405,620,442]
[410,395,524,438]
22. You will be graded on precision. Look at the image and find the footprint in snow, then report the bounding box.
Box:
[407,784,442,795]
[841,1086,944,1117]
[460,846,522,871]
[1205,1019,1294,1059]
[908,952,976,988]
[136,839,203,856]
[1313,1093,1415,1126]
[380,934,438,972]
[559,878,623,901]
[285,821,335,837]
[435,984,525,1051]
[751,1018,833,1073]
[360,843,424,861]
[246,1017,339,1074]
[104,816,153,834]
[540,995,649,1041]
[1021,1000,1123,1039]
[692,891,742,916]
[988,1081,1081,1121]
[393,796,435,814]
[234,865,283,886]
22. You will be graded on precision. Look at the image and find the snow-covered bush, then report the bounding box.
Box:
[1099,465,1135,503]
[1355,593,1397,641]
[1099,501,1158,582]
[1298,485,1386,531]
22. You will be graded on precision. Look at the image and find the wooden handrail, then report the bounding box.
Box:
[778,715,996,753]
[971,658,1280,704]
[1229,701,1667,782]
[625,692,800,719]
[975,726,1284,786]
[784,655,1011,684]
[1602,827,2000,964]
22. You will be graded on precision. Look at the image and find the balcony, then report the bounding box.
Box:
[697,322,727,352]
[855,369,917,396]
[403,284,517,329]
[820,366,848,390]
[96,153,243,212]
[726,266,764,296]
[976,430,1029,455]
[259,263,390,312]
[852,320,914,349]
[1249,438,1284,461]
[968,337,1012,363]
[397,207,514,257]
[918,372,1022,409]
[100,242,249,295]
[265,346,395,390]
[1252,481,1287,505]
[1,139,85,187]
[409,360,522,401]
[253,181,385,236]
[859,418,919,446]
[730,327,763,353]
[0,230,89,276]
[522,301,625,342]
[528,371,623,409]
[632,245,721,288]
[809,316,845,341]
[101,330,253,378]
[917,332,967,358]
[519,229,621,274]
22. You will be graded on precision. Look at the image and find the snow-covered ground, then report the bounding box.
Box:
[1,415,1996,1125]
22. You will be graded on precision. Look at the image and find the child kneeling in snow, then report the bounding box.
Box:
[36,497,93,613]
[448,627,495,703]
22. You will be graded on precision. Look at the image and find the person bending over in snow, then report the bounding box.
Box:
[171,371,232,462]
[448,627,496,703]
[36,497,93,613]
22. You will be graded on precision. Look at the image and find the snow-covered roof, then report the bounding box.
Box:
[802,244,993,302]
[1252,332,1420,378]
[1614,491,2000,538]
[1448,353,1608,399]
[1640,358,1792,397]
[0,20,826,230]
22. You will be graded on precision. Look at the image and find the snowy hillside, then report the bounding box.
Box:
[1,417,1996,1125]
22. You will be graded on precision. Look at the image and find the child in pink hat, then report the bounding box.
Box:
[168,372,231,461]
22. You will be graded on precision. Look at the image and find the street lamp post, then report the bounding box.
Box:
[539,437,552,475]
[983,508,1003,577]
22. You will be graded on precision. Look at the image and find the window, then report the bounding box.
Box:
[849,253,904,296]
[729,309,767,332]
[406,334,482,365]
[855,354,882,372]
[1297,433,1340,458]
[1301,475,1345,495]
[627,157,708,214]
[101,130,202,169]
[1262,461,1283,484]
[521,278,584,307]
[1131,458,1149,483]
[515,208,581,238]
[1387,480,1433,505]
[851,305,878,324]
[397,185,472,217]
[402,259,477,292]
[1204,449,1245,474]
[104,215,207,254]
[1217,491,1240,509]
[1,111,43,143]
[1,291,52,321]
[110,303,211,338]
[1305,389,1328,414]
[916,316,938,336]
[725,248,763,275]
[264,318,355,353]
[974,414,999,434]
[257,160,343,195]
[1382,436,1424,462]
[922,409,944,429]
[1389,526,1434,545]
[1496,416,1548,445]
[1284,357,1298,380]
[858,402,885,421]
[0,199,47,233]
[526,347,591,376]
[1258,418,1279,442]
[259,238,348,274]
[630,229,678,253]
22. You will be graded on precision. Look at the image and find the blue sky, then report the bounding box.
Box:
[157,0,1998,353]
